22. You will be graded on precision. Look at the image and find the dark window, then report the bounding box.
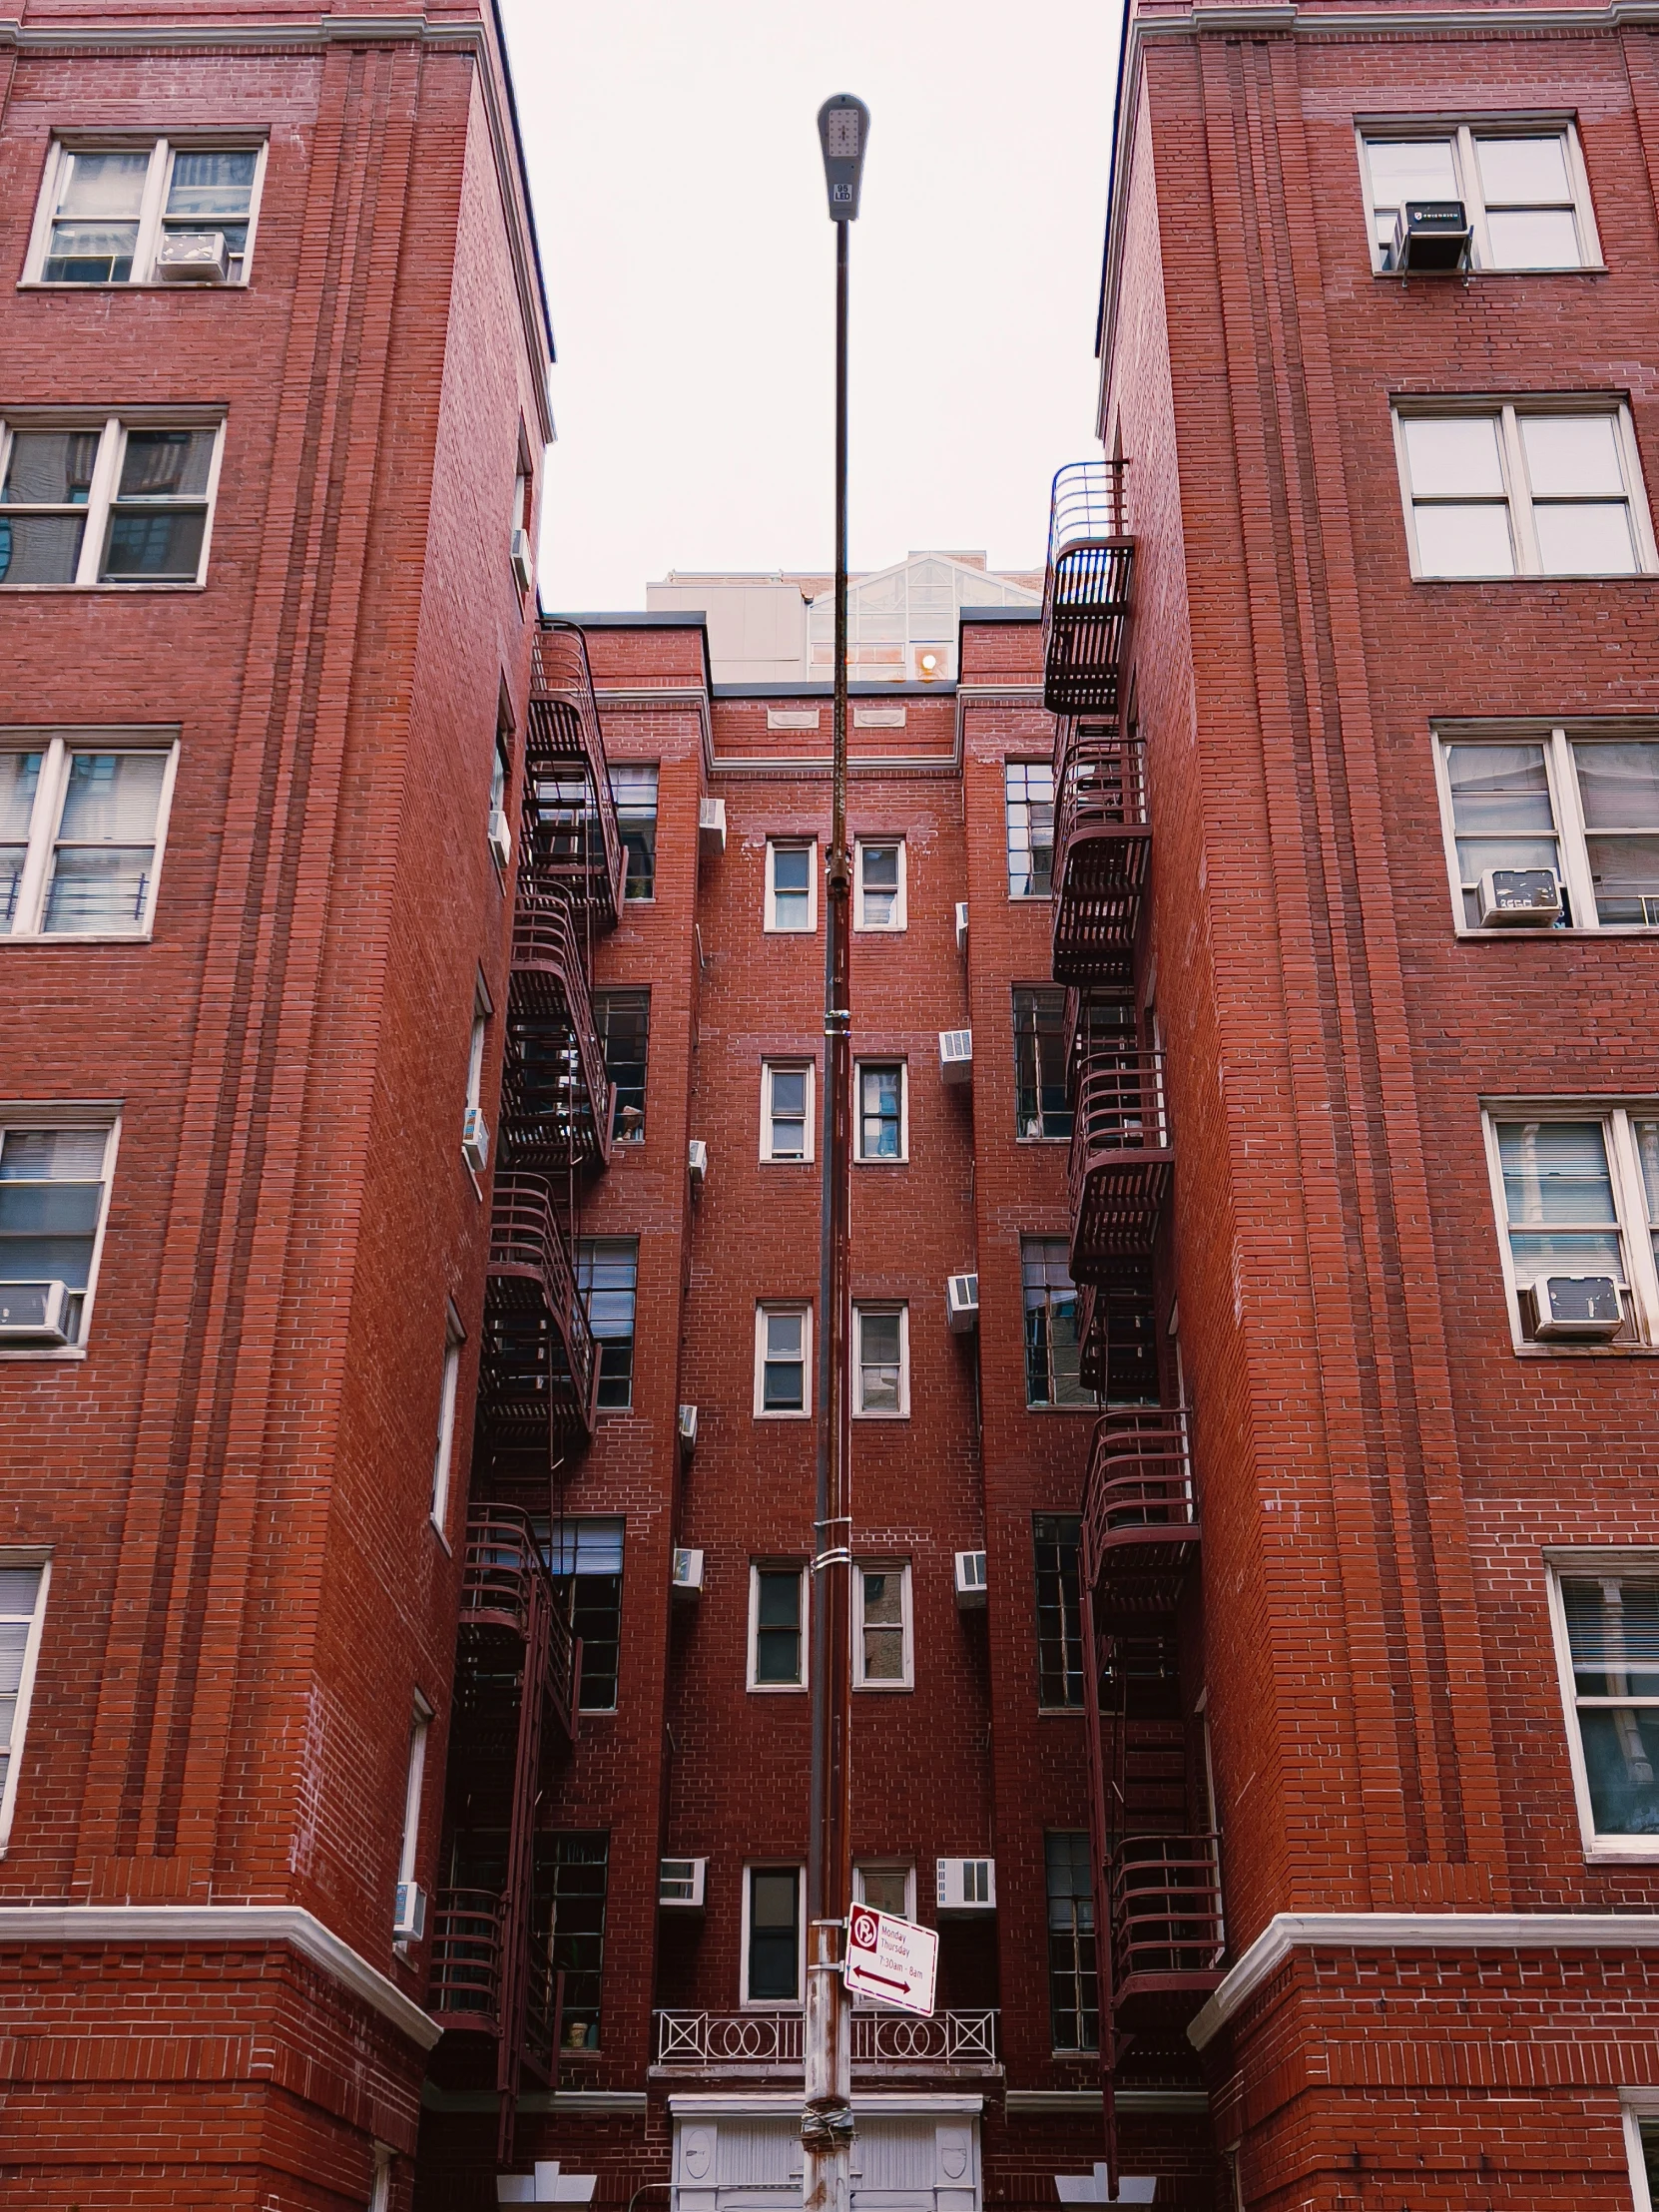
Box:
[1023,1237,1094,1408]
[1560,1574,1659,1837]
[1642,2122,1659,2210]
[857,1063,903,1160]
[538,1517,625,1712]
[541,1833,608,2047]
[577,1237,638,1409]
[747,1866,801,2000]
[1045,1832,1098,2050]
[754,1567,805,1685]
[1013,988,1071,1140]
[1005,761,1053,897]
[1033,1514,1084,1707]
[594,989,649,1143]
[612,764,658,899]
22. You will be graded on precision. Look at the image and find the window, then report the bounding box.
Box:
[1005,762,1054,897]
[755,1303,811,1416]
[611,764,658,899]
[743,1865,803,2003]
[1045,1832,1099,2051]
[766,839,817,931]
[576,1238,638,1408]
[594,989,649,1142]
[855,1061,906,1162]
[1023,1237,1094,1407]
[761,1060,815,1163]
[543,1834,608,2046]
[853,1305,909,1417]
[1033,1515,1085,1708]
[0,1556,49,1849]
[29,138,266,285]
[429,1313,463,1534]
[1013,988,1072,1140]
[1434,728,1659,930]
[1393,403,1654,579]
[854,1863,914,1917]
[0,418,225,588]
[853,1562,912,1688]
[1,735,176,936]
[749,1563,808,1690]
[1361,124,1597,273]
[489,720,511,849]
[546,1518,625,1712]
[1550,1565,1659,1854]
[0,1121,117,1351]
[395,1700,431,1923]
[1625,2105,1659,2212]
[855,838,906,930]
[1484,1109,1659,1346]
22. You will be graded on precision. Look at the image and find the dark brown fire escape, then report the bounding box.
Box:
[1044,462,1224,2182]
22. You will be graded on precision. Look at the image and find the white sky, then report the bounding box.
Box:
[499,0,1121,611]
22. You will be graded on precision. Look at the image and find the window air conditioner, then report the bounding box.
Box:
[1391,200,1471,273]
[699,797,728,854]
[1476,867,1561,927]
[677,1402,699,1456]
[156,229,230,282]
[461,1106,490,1173]
[672,1546,705,1597]
[955,900,968,952]
[488,806,513,870]
[935,1856,996,1914]
[1527,1274,1624,1341]
[954,1550,987,1610]
[938,1029,972,1086]
[510,528,535,595]
[659,1856,708,1909]
[688,1138,708,1188]
[0,1280,70,1343]
[393,1881,427,1942]
[946,1272,979,1334]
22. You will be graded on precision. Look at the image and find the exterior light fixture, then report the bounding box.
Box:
[817,94,871,223]
[918,651,940,681]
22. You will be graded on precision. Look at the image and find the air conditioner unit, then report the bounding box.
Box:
[1527,1274,1624,1341]
[487,806,513,870]
[954,901,968,952]
[678,1402,699,1456]
[461,1106,490,1173]
[935,1857,996,1914]
[946,1272,979,1334]
[659,1856,708,1909]
[938,1029,972,1086]
[0,1280,70,1343]
[954,1550,987,1611]
[1391,199,1471,273]
[510,527,535,595]
[688,1138,708,1188]
[672,1546,705,1597]
[393,1881,427,1942]
[699,797,728,854]
[1476,866,1561,927]
[156,229,229,281]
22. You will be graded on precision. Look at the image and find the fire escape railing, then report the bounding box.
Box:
[527,621,625,927]
[459,1504,581,1741]
[479,1174,601,1455]
[505,898,616,1176]
[1041,461,1134,717]
[1051,718,1150,987]
[1081,1407,1200,1628]
[1066,1046,1173,1285]
[1109,1833,1226,2003]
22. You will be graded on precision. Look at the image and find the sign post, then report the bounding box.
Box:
[844,1908,939,2018]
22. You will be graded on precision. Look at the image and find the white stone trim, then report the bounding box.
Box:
[0,1904,439,2049]
[1190,1911,1659,2049]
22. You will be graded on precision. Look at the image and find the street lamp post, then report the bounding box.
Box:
[803,89,869,2212]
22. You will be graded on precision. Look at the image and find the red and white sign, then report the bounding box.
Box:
[844,1906,938,2017]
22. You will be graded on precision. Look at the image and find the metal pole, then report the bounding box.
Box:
[804,211,854,2212]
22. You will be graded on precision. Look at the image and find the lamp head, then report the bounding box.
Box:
[818,94,870,222]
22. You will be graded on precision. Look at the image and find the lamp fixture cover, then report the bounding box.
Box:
[818,94,871,222]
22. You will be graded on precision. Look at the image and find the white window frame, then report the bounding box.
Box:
[0,1109,120,1360]
[853,836,907,932]
[1622,2092,1659,2212]
[852,1861,917,1917]
[24,135,270,287]
[765,837,818,933]
[1432,723,1659,934]
[760,1058,816,1164]
[1357,119,1601,276]
[747,1560,810,1694]
[740,1860,807,2007]
[1545,1551,1659,1862]
[853,1058,908,1165]
[1479,1103,1659,1351]
[1392,399,1658,580]
[853,1303,910,1419]
[395,1694,432,1899]
[0,1549,50,1852]
[429,1306,464,1540]
[754,1301,812,1418]
[0,414,227,590]
[1,730,180,939]
[852,1558,914,1690]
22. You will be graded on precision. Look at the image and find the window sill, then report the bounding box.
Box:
[852,1411,909,1422]
[747,1682,809,1695]
[1409,570,1657,585]
[1036,1706,1087,1718]
[755,1409,812,1421]
[759,1157,815,1167]
[1008,893,1054,903]
[853,1158,908,1168]
[1025,1401,1100,1413]
[1584,1842,1659,1862]
[1,932,155,945]
[428,1514,452,1557]
[1373,264,1605,279]
[0,581,207,594]
[0,1344,88,1362]
[1453,922,1659,940]
[852,1682,914,1694]
[1016,1135,1072,1146]
[1509,1340,1659,1358]
[18,278,253,292]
